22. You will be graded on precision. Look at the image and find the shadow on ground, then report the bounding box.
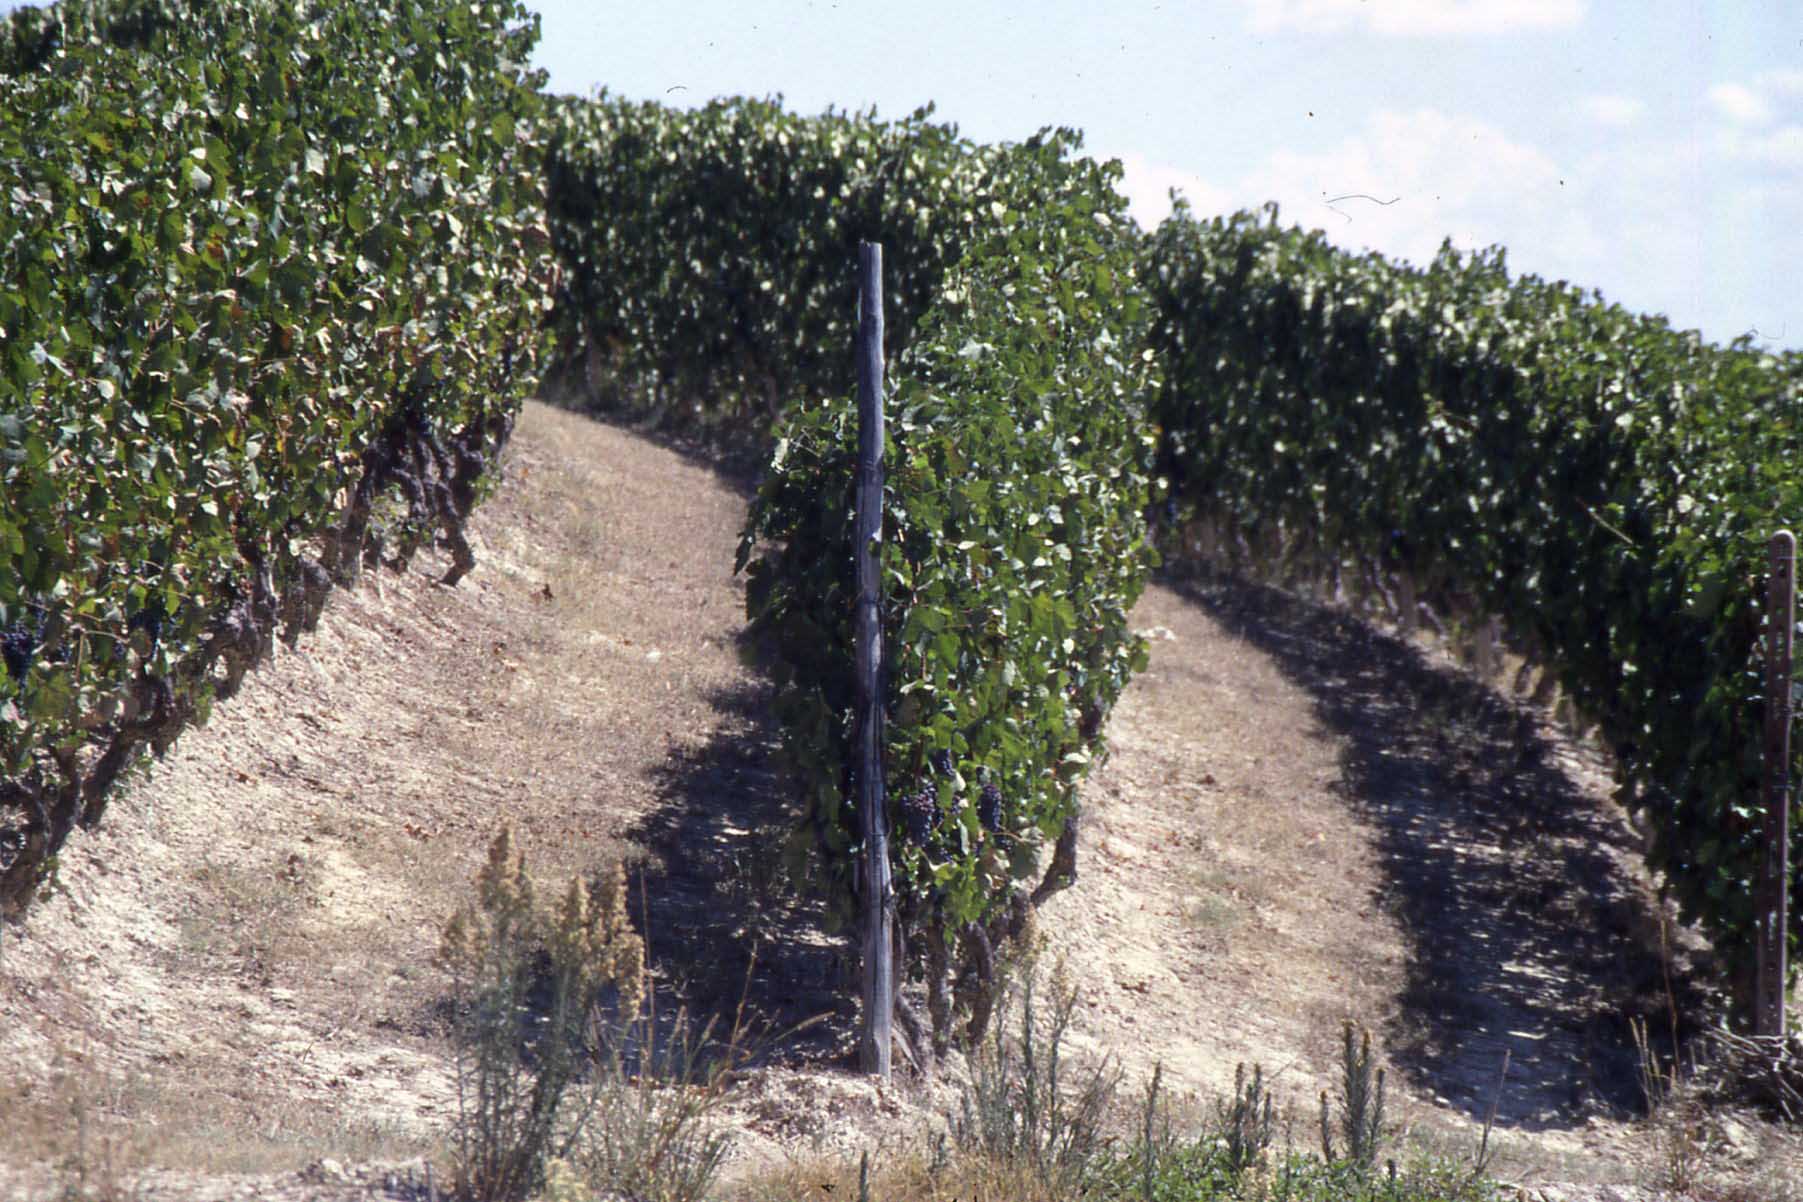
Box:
[624,674,856,1069]
[1166,565,1706,1132]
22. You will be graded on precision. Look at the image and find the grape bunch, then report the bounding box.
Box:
[896,787,938,845]
[978,781,1004,834]
[128,602,166,648]
[929,748,955,777]
[1,619,40,684]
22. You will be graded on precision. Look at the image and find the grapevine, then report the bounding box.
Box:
[739,134,1159,1050]
[1143,202,1803,990]
[0,0,552,913]
[542,96,1087,441]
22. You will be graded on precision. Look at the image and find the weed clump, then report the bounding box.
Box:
[1320,1020,1387,1173]
[438,827,647,1200]
[952,958,1122,1197]
[1218,1061,1276,1173]
[1631,1015,1706,1195]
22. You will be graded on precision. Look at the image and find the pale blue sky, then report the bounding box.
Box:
[7,0,1798,349]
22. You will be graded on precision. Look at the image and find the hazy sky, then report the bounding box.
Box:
[528,0,1801,351]
[6,0,1797,349]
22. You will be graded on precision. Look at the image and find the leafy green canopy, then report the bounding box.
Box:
[0,0,551,899]
[1144,203,1803,979]
[542,95,1087,434]
[737,136,1159,996]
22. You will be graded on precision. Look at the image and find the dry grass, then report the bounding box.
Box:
[3,1046,437,1196]
[174,854,320,981]
[1178,865,1244,935]
[722,1145,1050,1202]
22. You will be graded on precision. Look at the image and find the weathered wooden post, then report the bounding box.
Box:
[1757,529,1795,1038]
[854,241,894,1079]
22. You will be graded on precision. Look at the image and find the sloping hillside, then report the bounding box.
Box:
[1,401,1797,1200]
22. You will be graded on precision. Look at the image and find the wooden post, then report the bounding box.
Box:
[1396,571,1418,636]
[854,241,893,1079]
[1757,530,1796,1038]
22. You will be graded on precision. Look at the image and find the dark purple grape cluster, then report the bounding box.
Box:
[1,620,39,683]
[978,781,1004,834]
[896,788,937,844]
[929,748,955,778]
[128,602,166,648]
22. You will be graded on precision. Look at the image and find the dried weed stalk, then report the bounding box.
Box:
[437,826,645,1200]
[952,958,1121,1196]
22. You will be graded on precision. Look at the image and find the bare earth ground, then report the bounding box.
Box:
[2,400,1798,1200]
